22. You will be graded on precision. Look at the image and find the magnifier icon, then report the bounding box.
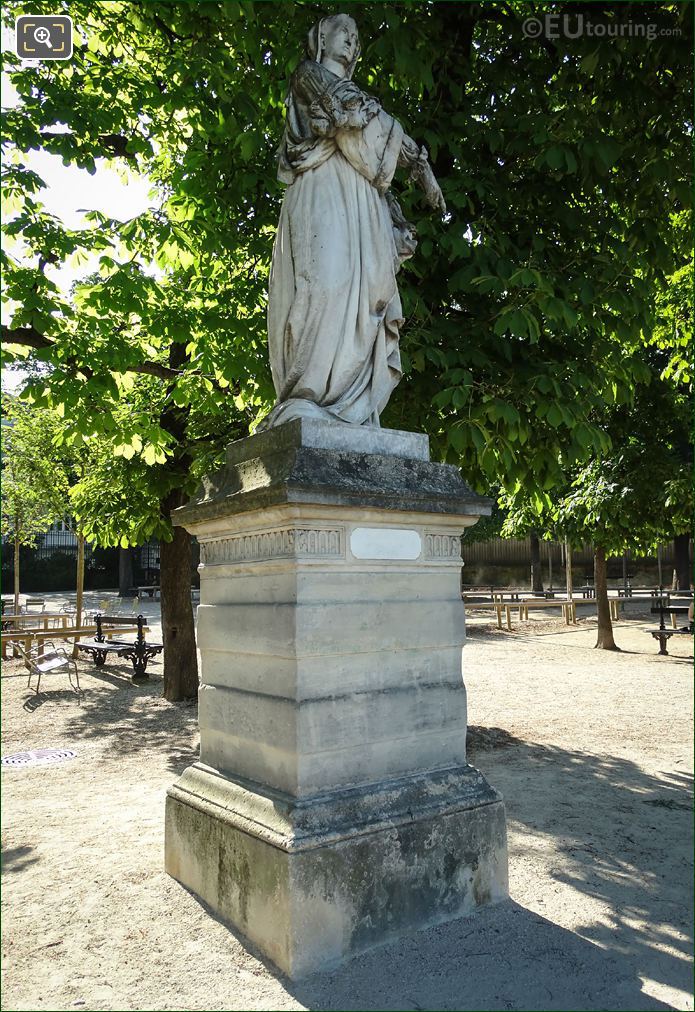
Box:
[33,26,52,48]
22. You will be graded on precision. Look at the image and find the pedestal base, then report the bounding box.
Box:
[167,419,508,977]
[165,762,508,978]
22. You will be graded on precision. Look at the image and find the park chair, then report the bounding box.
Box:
[16,642,81,695]
[60,602,77,624]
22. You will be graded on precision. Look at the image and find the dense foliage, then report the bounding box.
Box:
[1,395,67,550]
[2,1,691,686]
[3,2,692,484]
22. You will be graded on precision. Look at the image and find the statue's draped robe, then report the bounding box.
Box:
[264,60,407,428]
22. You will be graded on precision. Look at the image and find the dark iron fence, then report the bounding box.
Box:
[1,526,686,593]
[1,540,119,592]
[1,534,199,592]
[461,537,675,568]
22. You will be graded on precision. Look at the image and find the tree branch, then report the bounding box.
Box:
[39,131,137,161]
[1,325,50,350]
[128,361,183,381]
[1,325,229,392]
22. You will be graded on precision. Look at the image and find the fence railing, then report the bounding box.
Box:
[461,536,675,568]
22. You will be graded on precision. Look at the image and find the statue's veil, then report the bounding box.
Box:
[306,15,361,79]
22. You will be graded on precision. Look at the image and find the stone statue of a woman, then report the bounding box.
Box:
[260,13,446,430]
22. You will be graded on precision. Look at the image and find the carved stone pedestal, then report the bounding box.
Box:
[165,419,508,977]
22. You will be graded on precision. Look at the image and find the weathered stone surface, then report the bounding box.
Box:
[172,418,492,529]
[165,762,508,977]
[228,418,430,463]
[165,422,508,976]
[262,15,446,430]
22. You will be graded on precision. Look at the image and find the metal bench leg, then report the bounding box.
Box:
[131,654,150,682]
[69,664,81,693]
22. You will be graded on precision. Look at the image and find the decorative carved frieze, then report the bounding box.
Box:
[201,527,344,565]
[424,533,461,561]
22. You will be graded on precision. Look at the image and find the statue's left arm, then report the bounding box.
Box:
[398,134,447,215]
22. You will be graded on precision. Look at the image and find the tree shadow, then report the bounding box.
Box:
[58,661,199,775]
[466,729,693,1005]
[172,882,667,1007]
[22,688,83,712]
[1,844,39,875]
[169,725,690,1010]
[201,898,675,1011]
[465,624,694,663]
[167,743,201,775]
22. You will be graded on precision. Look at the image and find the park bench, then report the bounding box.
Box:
[516,598,577,625]
[464,588,557,605]
[464,597,575,631]
[75,614,162,681]
[492,590,558,602]
[17,642,81,695]
[464,600,506,629]
[654,606,691,630]
[1,621,139,661]
[1,611,70,634]
[137,585,161,601]
[608,598,625,621]
[647,597,693,655]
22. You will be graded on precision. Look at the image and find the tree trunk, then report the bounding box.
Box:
[594,544,619,650]
[565,539,573,602]
[157,339,199,701]
[160,491,198,701]
[72,532,85,658]
[118,547,135,596]
[13,520,20,616]
[530,530,544,592]
[672,533,691,591]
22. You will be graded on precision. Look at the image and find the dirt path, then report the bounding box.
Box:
[1,614,692,1011]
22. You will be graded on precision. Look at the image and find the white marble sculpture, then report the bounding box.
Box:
[260,13,446,430]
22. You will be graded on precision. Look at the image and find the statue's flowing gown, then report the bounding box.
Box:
[264,60,409,428]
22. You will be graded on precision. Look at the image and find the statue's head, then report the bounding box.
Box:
[307,14,360,78]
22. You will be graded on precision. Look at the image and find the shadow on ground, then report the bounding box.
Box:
[170,725,691,1010]
[465,624,694,662]
[187,896,676,1011]
[1,844,39,875]
[467,727,693,1007]
[9,654,690,1008]
[16,661,200,775]
[22,688,83,712]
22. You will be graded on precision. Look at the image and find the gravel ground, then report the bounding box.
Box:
[1,600,692,1011]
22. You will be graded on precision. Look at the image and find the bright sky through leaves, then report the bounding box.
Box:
[2,48,154,389]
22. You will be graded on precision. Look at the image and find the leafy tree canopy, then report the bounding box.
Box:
[2,0,692,521]
[1,393,69,546]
